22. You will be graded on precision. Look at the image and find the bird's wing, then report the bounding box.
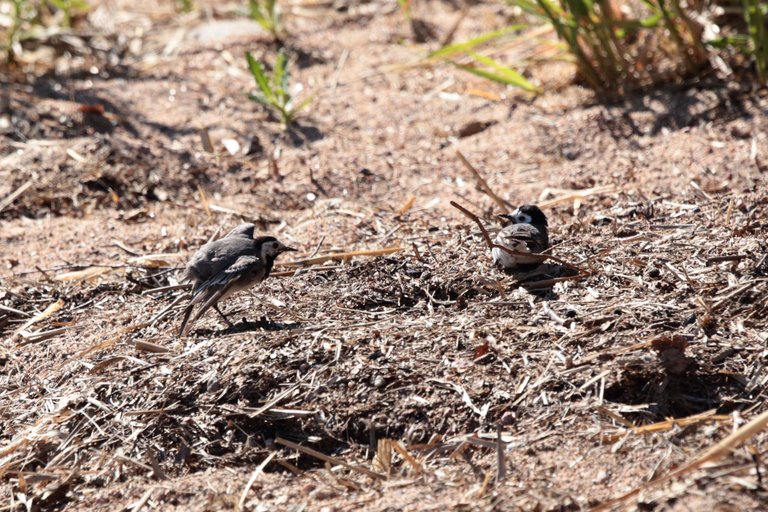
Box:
[225,223,256,239]
[196,255,262,292]
[183,237,255,291]
[498,224,546,253]
[178,255,262,336]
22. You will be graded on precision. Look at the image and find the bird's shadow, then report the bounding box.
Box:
[222,317,303,335]
[187,317,303,337]
[503,263,580,299]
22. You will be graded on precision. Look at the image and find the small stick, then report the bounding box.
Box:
[441,6,468,47]
[281,246,401,267]
[0,305,31,317]
[135,339,171,353]
[16,327,69,346]
[391,440,423,475]
[142,284,192,295]
[270,265,341,278]
[307,235,326,259]
[0,179,33,214]
[496,424,506,483]
[149,293,188,325]
[237,452,277,512]
[330,48,350,93]
[112,240,142,256]
[537,185,615,208]
[455,150,513,213]
[9,298,65,343]
[275,437,385,480]
[706,254,747,266]
[449,201,588,275]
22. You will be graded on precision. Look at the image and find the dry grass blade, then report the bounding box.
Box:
[373,439,392,475]
[275,437,385,480]
[127,253,184,268]
[9,298,65,343]
[455,150,513,213]
[0,305,32,317]
[538,185,615,208]
[0,179,34,213]
[449,200,588,275]
[495,425,506,483]
[54,266,113,281]
[595,408,768,510]
[77,322,151,358]
[135,339,172,353]
[392,440,423,475]
[17,327,69,346]
[237,452,277,511]
[126,487,154,512]
[281,246,401,267]
[249,383,301,418]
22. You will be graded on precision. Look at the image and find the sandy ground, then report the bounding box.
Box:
[2,0,768,510]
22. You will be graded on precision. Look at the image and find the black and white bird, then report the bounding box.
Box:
[491,205,549,270]
[178,223,296,336]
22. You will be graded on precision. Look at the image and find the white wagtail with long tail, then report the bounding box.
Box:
[178,224,296,336]
[492,204,549,270]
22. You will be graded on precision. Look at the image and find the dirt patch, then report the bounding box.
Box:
[2,0,768,511]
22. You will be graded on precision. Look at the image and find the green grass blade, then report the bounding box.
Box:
[273,49,289,106]
[451,58,539,92]
[429,24,526,60]
[246,52,274,102]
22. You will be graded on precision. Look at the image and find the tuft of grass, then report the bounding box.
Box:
[510,0,707,98]
[428,25,540,93]
[3,0,90,63]
[741,0,768,84]
[176,0,195,13]
[248,0,284,42]
[397,0,411,20]
[46,0,88,26]
[246,49,312,128]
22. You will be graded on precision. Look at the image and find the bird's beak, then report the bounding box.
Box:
[281,245,298,253]
[497,213,514,222]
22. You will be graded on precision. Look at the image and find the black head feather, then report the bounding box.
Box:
[498,204,548,229]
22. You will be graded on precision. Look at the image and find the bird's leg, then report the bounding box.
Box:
[213,304,234,327]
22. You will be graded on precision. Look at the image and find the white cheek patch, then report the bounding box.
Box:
[515,213,533,224]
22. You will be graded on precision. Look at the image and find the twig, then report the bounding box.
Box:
[17,327,69,346]
[9,298,64,343]
[0,305,31,317]
[391,440,423,475]
[271,265,341,278]
[281,246,401,267]
[135,339,172,353]
[441,6,468,47]
[142,284,192,295]
[496,424,506,483]
[455,150,513,213]
[537,185,615,208]
[0,179,33,213]
[449,201,589,275]
[307,235,326,259]
[249,383,301,418]
[112,240,142,256]
[149,292,188,325]
[275,437,385,480]
[237,452,276,511]
[330,48,350,93]
[595,408,768,510]
[706,254,747,266]
[127,487,154,512]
